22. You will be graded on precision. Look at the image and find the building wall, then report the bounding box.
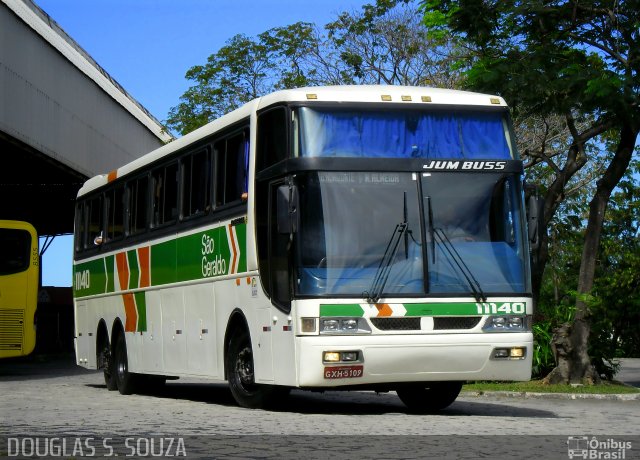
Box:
[0,1,168,178]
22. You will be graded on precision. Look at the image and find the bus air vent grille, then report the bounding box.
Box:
[370,317,421,331]
[0,309,24,350]
[433,316,482,330]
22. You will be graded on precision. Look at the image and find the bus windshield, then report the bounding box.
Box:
[297,107,514,159]
[0,228,32,275]
[295,171,529,297]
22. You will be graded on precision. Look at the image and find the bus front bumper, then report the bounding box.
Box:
[296,332,533,388]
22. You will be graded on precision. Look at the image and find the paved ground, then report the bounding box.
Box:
[617,358,640,387]
[1,355,639,459]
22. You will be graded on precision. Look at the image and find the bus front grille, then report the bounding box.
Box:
[370,317,421,330]
[370,316,482,331]
[433,316,482,330]
[0,309,24,350]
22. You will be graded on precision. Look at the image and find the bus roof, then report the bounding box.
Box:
[77,85,507,198]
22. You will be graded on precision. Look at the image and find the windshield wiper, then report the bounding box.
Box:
[364,221,408,304]
[433,228,487,303]
[365,193,409,304]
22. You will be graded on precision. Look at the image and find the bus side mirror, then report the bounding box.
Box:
[525,185,544,252]
[277,184,299,234]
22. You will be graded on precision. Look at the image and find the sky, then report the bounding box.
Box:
[34,0,370,287]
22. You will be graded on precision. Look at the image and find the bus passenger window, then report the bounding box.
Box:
[152,162,179,226]
[106,185,125,242]
[87,196,103,248]
[74,203,86,252]
[257,107,287,171]
[127,176,148,235]
[215,130,249,206]
[182,149,211,219]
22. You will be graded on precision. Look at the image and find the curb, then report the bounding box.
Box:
[461,390,640,401]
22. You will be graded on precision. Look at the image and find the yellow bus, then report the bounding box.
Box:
[0,220,39,358]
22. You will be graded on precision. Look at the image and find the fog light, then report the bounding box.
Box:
[323,352,341,362]
[301,317,317,333]
[510,347,525,358]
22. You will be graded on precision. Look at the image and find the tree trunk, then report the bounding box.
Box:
[545,124,638,384]
[530,144,587,312]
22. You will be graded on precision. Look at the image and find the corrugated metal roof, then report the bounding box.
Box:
[2,0,173,143]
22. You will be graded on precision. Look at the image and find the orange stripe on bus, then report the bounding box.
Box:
[138,246,150,288]
[122,293,138,332]
[115,252,129,291]
[375,303,393,317]
[228,224,238,274]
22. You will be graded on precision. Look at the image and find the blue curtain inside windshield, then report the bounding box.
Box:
[298,108,513,159]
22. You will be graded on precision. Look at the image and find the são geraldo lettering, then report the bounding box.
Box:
[201,234,226,277]
[422,160,507,171]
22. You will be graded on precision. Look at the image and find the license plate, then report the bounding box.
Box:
[324,365,364,379]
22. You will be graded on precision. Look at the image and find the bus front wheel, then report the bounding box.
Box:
[114,333,138,395]
[227,330,288,409]
[396,381,462,413]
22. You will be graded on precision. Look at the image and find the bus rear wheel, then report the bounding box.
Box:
[227,330,288,409]
[102,344,117,391]
[396,381,462,413]
[114,333,139,395]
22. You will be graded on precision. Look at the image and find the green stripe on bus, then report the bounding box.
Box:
[319,302,486,317]
[235,223,247,273]
[403,303,480,316]
[73,222,248,298]
[151,239,177,286]
[127,250,139,289]
[105,255,115,293]
[134,291,147,332]
[320,304,364,317]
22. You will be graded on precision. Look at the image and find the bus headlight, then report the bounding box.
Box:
[483,315,530,332]
[320,318,371,335]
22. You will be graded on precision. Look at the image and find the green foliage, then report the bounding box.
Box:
[590,159,640,360]
[167,0,465,135]
[532,321,555,378]
[422,0,640,383]
[166,22,320,135]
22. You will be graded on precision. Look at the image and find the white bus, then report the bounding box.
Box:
[73,85,534,412]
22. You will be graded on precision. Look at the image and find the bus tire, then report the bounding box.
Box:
[396,381,462,413]
[227,329,288,409]
[102,344,118,391]
[114,332,138,395]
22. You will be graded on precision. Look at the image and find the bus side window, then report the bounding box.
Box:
[74,202,87,252]
[215,129,249,206]
[257,107,288,171]
[87,195,103,248]
[181,148,211,219]
[152,162,179,227]
[106,185,125,242]
[127,175,149,235]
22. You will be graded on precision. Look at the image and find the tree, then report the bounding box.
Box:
[166,22,321,135]
[423,0,640,383]
[326,0,463,87]
[166,0,464,135]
